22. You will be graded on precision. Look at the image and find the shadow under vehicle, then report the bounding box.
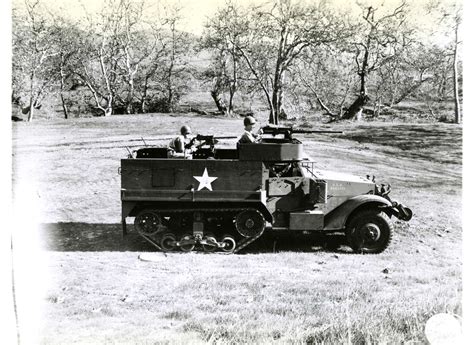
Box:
[120,126,412,254]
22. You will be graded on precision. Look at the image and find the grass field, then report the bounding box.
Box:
[11,113,462,344]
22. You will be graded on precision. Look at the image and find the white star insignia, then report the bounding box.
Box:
[193,168,218,191]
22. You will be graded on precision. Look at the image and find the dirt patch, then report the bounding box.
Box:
[340,123,462,165]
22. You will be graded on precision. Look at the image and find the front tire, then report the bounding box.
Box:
[345,210,393,254]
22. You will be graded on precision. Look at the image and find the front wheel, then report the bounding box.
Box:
[345,210,393,254]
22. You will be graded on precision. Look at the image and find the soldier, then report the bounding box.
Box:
[167,125,195,158]
[238,116,261,146]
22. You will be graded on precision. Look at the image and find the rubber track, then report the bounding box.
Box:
[137,207,264,254]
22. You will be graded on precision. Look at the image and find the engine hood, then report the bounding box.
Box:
[312,169,373,185]
[303,167,376,213]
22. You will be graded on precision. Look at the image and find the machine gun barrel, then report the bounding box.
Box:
[195,135,238,140]
[260,125,343,140]
[185,134,238,150]
[292,129,344,134]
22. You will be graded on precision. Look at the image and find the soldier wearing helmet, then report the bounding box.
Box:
[238,116,261,146]
[167,125,195,158]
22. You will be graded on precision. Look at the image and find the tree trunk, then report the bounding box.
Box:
[27,69,35,122]
[315,93,336,117]
[126,79,134,115]
[343,37,371,121]
[272,81,280,120]
[228,78,236,116]
[60,93,69,119]
[236,46,276,123]
[165,59,174,113]
[104,96,113,116]
[342,94,369,120]
[269,106,277,125]
[210,90,227,114]
[228,53,237,116]
[453,22,461,124]
[59,65,69,119]
[166,21,177,114]
[104,107,112,117]
[270,90,281,124]
[167,85,173,113]
[227,91,234,116]
[343,66,369,120]
[271,65,286,123]
[277,87,285,119]
[141,76,149,113]
[27,99,34,122]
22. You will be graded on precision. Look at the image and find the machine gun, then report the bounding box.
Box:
[186,134,237,150]
[187,134,238,159]
[260,125,343,141]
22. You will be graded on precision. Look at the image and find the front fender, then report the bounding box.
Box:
[323,195,392,231]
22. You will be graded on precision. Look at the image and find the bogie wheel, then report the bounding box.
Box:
[160,233,177,252]
[220,235,236,253]
[202,233,217,253]
[345,210,393,254]
[179,234,196,252]
[134,210,167,236]
[235,210,266,238]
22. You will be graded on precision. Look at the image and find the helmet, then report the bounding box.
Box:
[180,125,191,135]
[244,116,257,126]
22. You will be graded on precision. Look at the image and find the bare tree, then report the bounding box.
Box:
[157,4,193,113]
[342,1,413,120]
[112,0,161,114]
[136,27,167,113]
[70,0,152,116]
[202,1,245,115]
[70,0,124,117]
[49,16,81,119]
[12,0,59,121]
[373,43,447,111]
[420,0,462,123]
[67,0,192,116]
[295,46,354,118]
[116,0,145,114]
[440,2,462,124]
[200,51,230,114]
[208,0,346,124]
[452,12,461,124]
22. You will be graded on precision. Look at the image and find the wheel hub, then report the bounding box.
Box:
[361,223,381,242]
[245,219,255,228]
[135,211,167,236]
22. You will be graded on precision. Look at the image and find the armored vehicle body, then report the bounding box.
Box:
[120,126,412,253]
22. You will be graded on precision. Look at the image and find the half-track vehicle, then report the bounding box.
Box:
[120,125,412,254]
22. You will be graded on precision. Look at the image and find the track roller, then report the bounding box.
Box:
[220,235,236,253]
[178,234,196,252]
[160,233,177,252]
[201,233,218,252]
